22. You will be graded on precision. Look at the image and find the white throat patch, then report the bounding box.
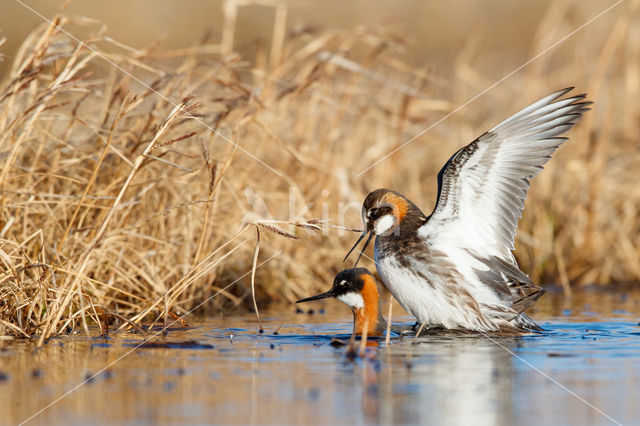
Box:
[374,214,395,236]
[337,292,364,309]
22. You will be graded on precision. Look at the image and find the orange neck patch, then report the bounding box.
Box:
[353,274,381,336]
[382,192,409,223]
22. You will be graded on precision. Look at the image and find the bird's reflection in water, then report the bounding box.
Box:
[359,335,515,425]
[360,344,382,420]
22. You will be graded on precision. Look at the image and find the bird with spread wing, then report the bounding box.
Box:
[345,88,590,332]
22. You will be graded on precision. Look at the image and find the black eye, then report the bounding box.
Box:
[367,205,393,220]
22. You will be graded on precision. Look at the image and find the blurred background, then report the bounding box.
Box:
[2,0,623,77]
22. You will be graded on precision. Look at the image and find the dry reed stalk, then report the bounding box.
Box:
[414,323,427,340]
[221,0,237,57]
[554,242,572,297]
[385,293,392,345]
[359,317,369,357]
[250,226,264,333]
[269,5,288,69]
[163,291,168,338]
[193,139,217,263]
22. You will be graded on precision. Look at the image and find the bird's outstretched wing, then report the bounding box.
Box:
[418,88,590,261]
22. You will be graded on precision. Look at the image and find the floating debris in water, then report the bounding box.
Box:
[547,353,577,358]
[123,340,214,350]
[330,338,347,348]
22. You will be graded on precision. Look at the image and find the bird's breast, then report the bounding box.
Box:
[373,238,475,327]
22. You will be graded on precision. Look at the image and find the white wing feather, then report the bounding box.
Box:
[418,88,590,261]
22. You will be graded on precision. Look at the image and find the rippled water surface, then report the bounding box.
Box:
[1,290,639,425]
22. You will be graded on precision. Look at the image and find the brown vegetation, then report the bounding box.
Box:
[1,4,639,340]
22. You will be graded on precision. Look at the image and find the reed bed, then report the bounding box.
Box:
[1,6,639,340]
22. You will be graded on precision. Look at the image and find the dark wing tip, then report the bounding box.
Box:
[556,87,575,98]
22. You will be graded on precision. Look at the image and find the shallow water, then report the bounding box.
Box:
[1,289,639,425]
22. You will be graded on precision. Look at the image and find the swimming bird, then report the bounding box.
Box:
[345,88,590,332]
[296,268,388,336]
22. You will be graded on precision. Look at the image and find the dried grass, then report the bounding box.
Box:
[1,5,639,340]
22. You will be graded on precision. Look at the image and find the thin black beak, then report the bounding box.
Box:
[353,232,374,267]
[296,291,333,303]
[343,230,367,262]
[343,228,374,268]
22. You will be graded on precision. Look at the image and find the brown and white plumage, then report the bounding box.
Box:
[296,268,388,336]
[348,88,590,332]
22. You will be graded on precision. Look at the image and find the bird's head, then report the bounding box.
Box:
[344,189,412,266]
[296,268,373,309]
[296,268,382,335]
